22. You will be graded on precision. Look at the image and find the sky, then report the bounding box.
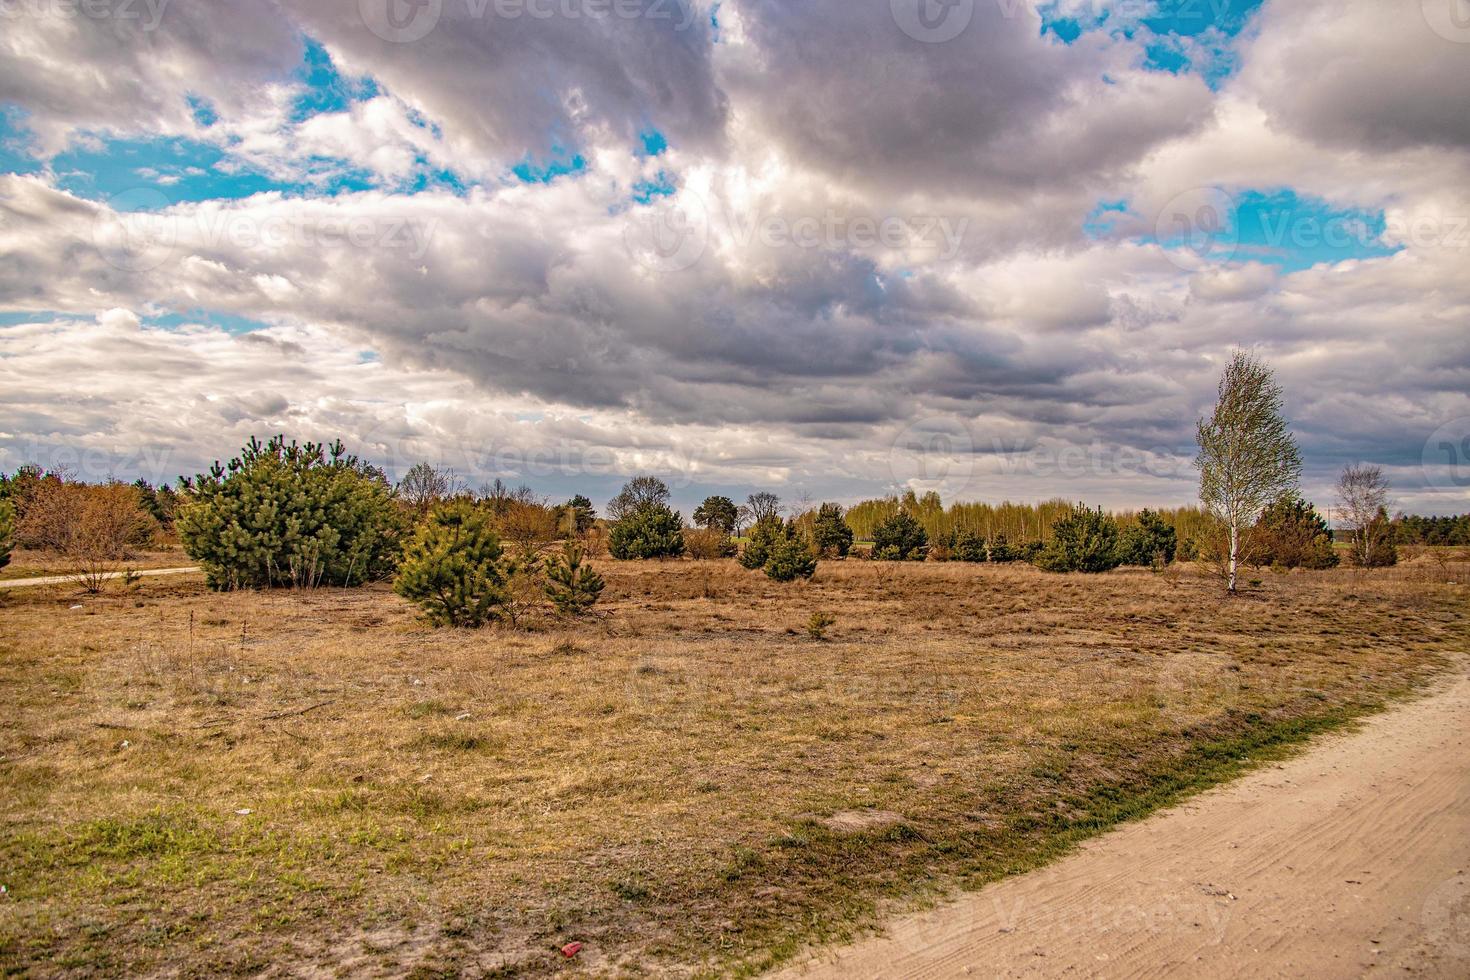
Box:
[1,0,1468,517]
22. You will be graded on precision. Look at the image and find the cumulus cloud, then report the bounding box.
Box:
[0,0,1467,514]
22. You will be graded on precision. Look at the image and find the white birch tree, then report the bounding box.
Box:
[1196,351,1302,594]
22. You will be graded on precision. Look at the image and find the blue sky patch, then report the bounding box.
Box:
[632,171,677,204]
[291,37,379,123]
[1142,188,1400,272]
[1084,199,1130,238]
[1142,0,1265,38]
[187,94,219,128]
[51,135,291,203]
[1232,190,1398,271]
[512,150,587,184]
[639,130,669,157]
[145,309,272,335]
[0,310,67,327]
[1144,41,1190,74]
[1039,0,1262,86]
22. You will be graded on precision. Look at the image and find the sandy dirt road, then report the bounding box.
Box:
[779,668,1470,979]
[0,567,200,590]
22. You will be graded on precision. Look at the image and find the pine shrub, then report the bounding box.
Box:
[812,503,854,558]
[1116,509,1178,566]
[871,511,928,561]
[608,504,686,560]
[1035,504,1122,574]
[949,528,988,562]
[1251,495,1339,570]
[764,534,818,582]
[739,516,786,570]
[178,436,406,590]
[394,502,512,627]
[544,541,606,615]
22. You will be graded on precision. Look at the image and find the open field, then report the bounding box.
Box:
[1,560,1467,976]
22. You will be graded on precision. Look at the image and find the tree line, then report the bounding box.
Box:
[0,352,1454,617]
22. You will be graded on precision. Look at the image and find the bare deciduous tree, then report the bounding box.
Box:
[746,492,782,524]
[1195,350,1302,595]
[606,476,672,521]
[1337,463,1393,568]
[396,462,462,518]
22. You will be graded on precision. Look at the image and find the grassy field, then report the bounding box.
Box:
[1,559,1466,976]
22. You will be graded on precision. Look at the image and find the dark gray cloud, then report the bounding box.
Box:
[1,0,1468,515]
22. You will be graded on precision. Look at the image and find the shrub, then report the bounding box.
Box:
[17,480,156,555]
[608,504,686,560]
[1035,504,1122,574]
[0,499,13,572]
[177,436,406,590]
[739,515,786,570]
[871,511,928,561]
[806,611,836,640]
[684,527,737,559]
[133,479,181,532]
[948,528,988,563]
[544,541,606,616]
[1251,495,1339,570]
[0,464,60,528]
[1116,509,1178,567]
[394,502,512,627]
[987,533,1017,563]
[14,482,159,592]
[812,503,854,558]
[764,534,818,582]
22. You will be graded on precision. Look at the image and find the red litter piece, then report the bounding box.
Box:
[560,942,583,958]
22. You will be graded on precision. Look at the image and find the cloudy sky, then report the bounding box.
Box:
[1,0,1467,516]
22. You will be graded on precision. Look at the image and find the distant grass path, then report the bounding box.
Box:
[0,567,199,590]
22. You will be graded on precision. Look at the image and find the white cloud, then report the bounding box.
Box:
[0,0,1467,515]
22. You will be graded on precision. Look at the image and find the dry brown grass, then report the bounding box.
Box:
[0,559,1466,976]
